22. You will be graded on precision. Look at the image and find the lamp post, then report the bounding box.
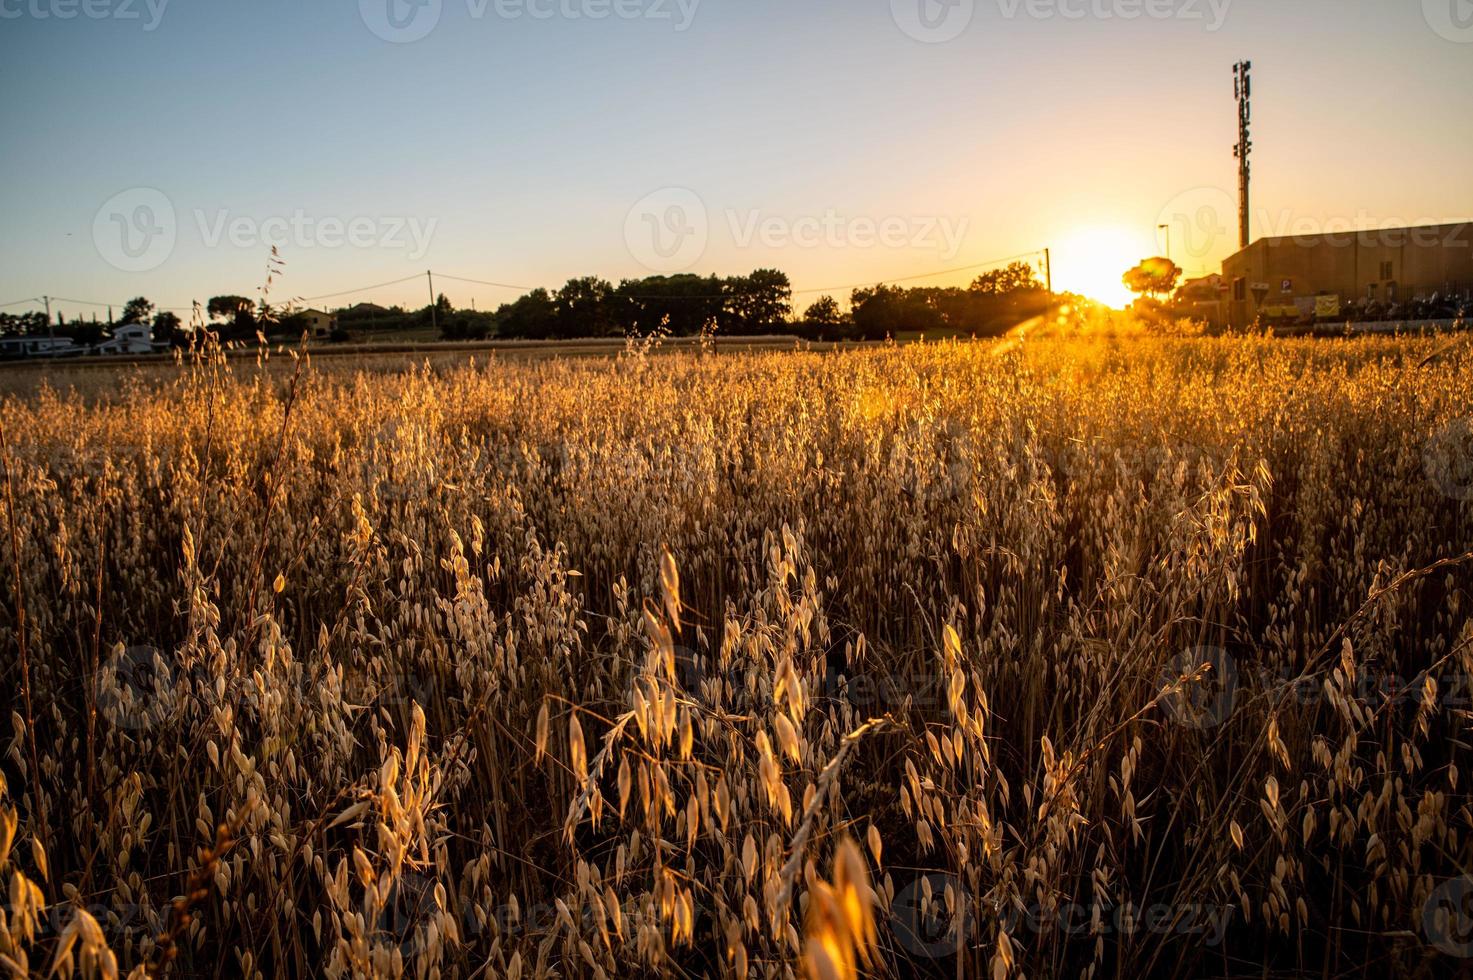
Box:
[1159,224,1171,263]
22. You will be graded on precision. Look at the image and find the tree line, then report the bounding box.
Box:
[441,261,1049,342]
[0,261,1051,347]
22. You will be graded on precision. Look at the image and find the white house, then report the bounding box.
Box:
[92,324,162,356]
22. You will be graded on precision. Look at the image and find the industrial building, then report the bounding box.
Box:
[1220,222,1473,329]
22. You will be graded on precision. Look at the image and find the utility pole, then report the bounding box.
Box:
[1233,60,1253,250]
[43,296,53,345]
[1043,248,1052,295]
[427,270,438,334]
[1159,224,1171,263]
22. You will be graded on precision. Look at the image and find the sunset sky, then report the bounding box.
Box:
[1,0,1470,314]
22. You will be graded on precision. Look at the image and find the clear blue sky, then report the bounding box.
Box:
[1,0,1470,314]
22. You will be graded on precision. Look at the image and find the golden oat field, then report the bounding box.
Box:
[1,334,1472,979]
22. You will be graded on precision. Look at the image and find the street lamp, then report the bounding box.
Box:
[1159,224,1171,263]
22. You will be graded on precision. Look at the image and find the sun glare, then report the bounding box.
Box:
[1054,226,1153,309]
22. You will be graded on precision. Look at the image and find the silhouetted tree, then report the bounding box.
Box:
[119,297,155,325]
[802,295,849,340]
[61,317,107,346]
[1122,258,1183,300]
[724,269,792,333]
[850,284,942,339]
[617,275,725,336]
[555,277,616,339]
[0,311,49,337]
[207,296,256,336]
[495,289,557,339]
[152,310,182,345]
[970,262,1043,297]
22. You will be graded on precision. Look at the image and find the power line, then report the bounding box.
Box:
[295,273,428,305]
[435,273,541,293]
[49,296,195,313]
[0,298,41,311]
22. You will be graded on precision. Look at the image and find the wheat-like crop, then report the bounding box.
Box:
[0,332,1469,979]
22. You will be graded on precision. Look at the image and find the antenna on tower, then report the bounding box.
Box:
[1233,61,1253,250]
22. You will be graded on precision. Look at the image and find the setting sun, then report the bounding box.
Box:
[1053,226,1156,309]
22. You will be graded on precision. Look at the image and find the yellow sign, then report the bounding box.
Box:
[1315,295,1341,318]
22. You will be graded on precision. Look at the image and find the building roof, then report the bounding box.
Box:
[1228,220,1471,257]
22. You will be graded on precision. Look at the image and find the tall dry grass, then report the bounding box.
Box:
[0,333,1470,979]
